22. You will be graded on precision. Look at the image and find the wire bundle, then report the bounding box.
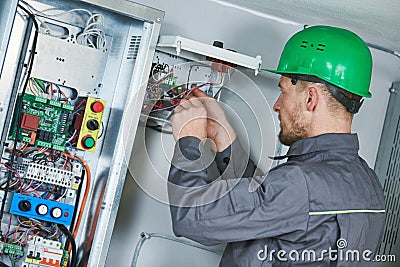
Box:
[20,0,106,50]
[76,13,106,49]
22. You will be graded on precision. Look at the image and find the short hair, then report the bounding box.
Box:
[288,74,362,116]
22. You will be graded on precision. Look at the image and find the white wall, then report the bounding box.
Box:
[106,0,400,266]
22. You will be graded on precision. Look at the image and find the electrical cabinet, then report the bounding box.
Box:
[0,1,163,266]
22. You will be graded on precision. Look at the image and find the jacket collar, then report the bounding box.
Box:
[272,133,359,160]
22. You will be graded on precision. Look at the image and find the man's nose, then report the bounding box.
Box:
[273,96,281,113]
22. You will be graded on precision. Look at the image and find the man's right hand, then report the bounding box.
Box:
[192,89,237,152]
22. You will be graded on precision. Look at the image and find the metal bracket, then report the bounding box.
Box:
[157,35,263,75]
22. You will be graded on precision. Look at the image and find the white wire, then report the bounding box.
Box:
[21,1,106,50]
[76,13,107,49]
[67,130,78,142]
[20,1,93,18]
[55,188,68,202]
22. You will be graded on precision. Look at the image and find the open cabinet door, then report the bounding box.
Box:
[0,0,18,77]
[0,1,163,267]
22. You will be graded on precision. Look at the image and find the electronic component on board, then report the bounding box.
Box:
[10,93,74,151]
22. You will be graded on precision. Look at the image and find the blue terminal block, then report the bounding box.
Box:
[10,193,74,226]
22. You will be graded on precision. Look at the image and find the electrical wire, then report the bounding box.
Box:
[0,3,39,221]
[130,232,222,267]
[58,224,77,267]
[57,154,91,238]
[79,184,106,267]
[76,14,106,49]
[366,42,400,59]
[149,82,210,113]
[21,0,106,50]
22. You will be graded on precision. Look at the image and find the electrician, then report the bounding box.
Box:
[168,26,385,266]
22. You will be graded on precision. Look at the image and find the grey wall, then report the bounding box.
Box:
[106,0,400,266]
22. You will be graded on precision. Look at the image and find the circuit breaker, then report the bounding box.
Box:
[0,1,163,267]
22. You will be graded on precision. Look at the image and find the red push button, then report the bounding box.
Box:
[91,101,104,113]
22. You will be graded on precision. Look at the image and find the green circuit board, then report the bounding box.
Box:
[10,93,74,151]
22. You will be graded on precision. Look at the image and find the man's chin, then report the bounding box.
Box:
[278,131,300,146]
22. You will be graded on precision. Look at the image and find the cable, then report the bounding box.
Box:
[97,122,104,138]
[149,82,210,113]
[130,232,222,267]
[79,184,106,267]
[21,0,106,49]
[58,224,77,267]
[365,42,400,60]
[0,3,39,221]
[71,156,91,238]
[77,250,91,267]
[76,14,106,49]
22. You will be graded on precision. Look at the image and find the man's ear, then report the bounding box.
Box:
[306,86,319,112]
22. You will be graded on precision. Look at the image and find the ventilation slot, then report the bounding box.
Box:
[317,44,326,51]
[376,83,400,256]
[127,35,141,60]
[300,40,308,48]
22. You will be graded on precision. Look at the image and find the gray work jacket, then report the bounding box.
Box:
[168,133,385,266]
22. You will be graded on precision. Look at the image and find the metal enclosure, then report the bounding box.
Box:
[0,0,18,77]
[0,1,163,267]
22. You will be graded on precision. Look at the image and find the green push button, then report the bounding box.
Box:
[82,136,96,149]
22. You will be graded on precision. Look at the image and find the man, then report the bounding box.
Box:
[168,26,385,266]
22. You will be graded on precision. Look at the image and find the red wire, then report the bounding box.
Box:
[0,162,23,193]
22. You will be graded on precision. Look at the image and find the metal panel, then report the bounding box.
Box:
[31,33,110,94]
[78,0,164,23]
[88,21,162,267]
[0,0,18,77]
[157,35,263,74]
[374,82,400,266]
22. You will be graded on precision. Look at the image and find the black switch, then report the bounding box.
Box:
[18,200,31,211]
[87,119,99,130]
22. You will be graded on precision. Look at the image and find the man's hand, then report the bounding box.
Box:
[192,89,236,152]
[171,97,207,142]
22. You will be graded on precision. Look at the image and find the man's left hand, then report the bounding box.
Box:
[171,97,208,142]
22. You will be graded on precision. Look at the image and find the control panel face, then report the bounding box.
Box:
[77,97,106,152]
[10,193,74,225]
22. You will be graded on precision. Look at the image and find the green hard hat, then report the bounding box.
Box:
[266,25,372,98]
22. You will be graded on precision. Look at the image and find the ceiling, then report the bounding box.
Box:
[215,0,400,54]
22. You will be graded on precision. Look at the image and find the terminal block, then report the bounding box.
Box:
[25,163,74,188]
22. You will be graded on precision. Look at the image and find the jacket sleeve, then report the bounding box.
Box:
[214,138,264,178]
[168,136,310,246]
